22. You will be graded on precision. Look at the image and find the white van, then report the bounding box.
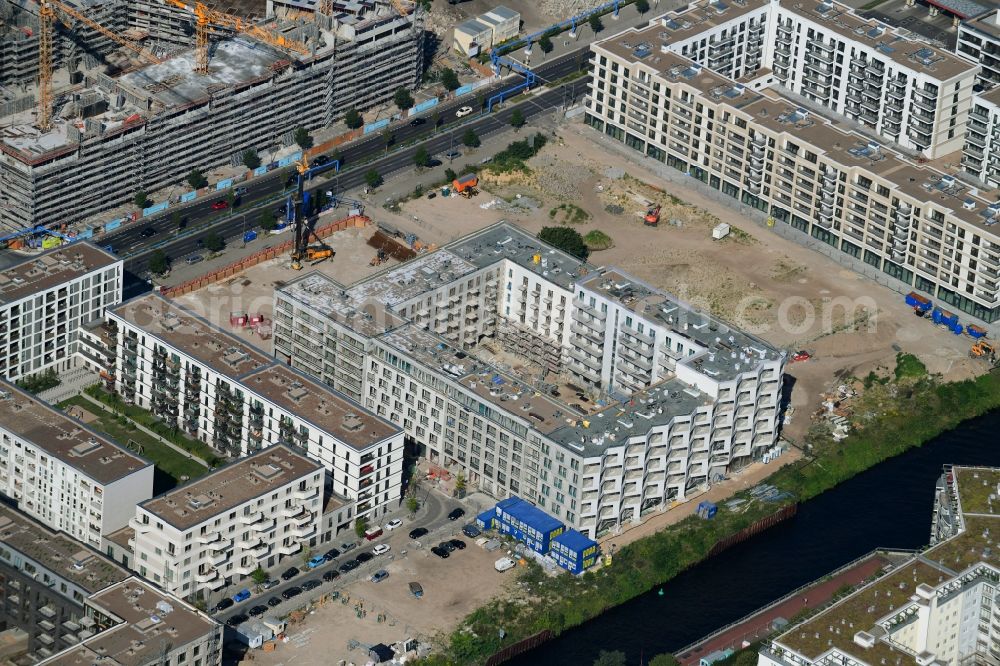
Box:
[494,557,516,572]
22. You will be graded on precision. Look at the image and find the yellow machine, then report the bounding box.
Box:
[970,340,996,361]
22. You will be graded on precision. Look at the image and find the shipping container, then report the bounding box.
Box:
[549,529,600,574]
[493,496,565,554]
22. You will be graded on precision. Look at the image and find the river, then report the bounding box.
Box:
[509,408,1000,665]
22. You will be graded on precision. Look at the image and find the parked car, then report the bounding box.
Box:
[355,551,374,563]
[447,508,465,521]
[373,544,391,556]
[261,579,279,590]
[248,605,268,617]
[280,567,299,581]
[409,581,423,598]
[445,150,462,160]
[140,226,157,238]
[408,527,428,540]
[462,524,481,538]
[313,154,330,166]
[232,589,251,603]
[322,570,340,582]
[184,254,203,265]
[370,569,389,583]
[364,527,383,541]
[266,596,282,607]
[384,518,402,531]
[210,200,228,210]
[449,538,467,550]
[281,587,302,600]
[323,548,340,561]
[301,579,321,591]
[455,106,473,118]
[339,560,360,573]
[226,614,248,627]
[438,541,455,553]
[409,117,425,126]
[494,557,516,572]
[340,542,358,553]
[307,555,326,569]
[211,598,234,613]
[431,546,450,559]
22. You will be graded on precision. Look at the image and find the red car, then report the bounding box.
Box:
[210,200,228,210]
[791,350,811,363]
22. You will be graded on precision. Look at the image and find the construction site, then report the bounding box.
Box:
[0,0,424,230]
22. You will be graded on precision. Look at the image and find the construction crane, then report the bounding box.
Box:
[163,0,311,74]
[388,0,411,16]
[36,0,163,131]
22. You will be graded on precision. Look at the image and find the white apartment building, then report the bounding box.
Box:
[108,294,403,523]
[588,23,1000,327]
[0,243,121,380]
[274,223,784,538]
[962,87,1000,188]
[651,0,979,158]
[121,445,323,598]
[0,382,153,549]
[957,7,1000,88]
[759,466,1000,666]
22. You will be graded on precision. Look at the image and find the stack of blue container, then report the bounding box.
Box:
[494,496,565,554]
[549,529,600,574]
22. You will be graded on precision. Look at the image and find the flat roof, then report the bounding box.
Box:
[963,6,1000,40]
[0,242,118,305]
[456,18,492,35]
[279,271,407,338]
[0,505,129,594]
[43,578,219,666]
[241,365,400,451]
[654,0,770,46]
[139,444,322,531]
[486,5,519,20]
[0,381,150,485]
[111,293,273,381]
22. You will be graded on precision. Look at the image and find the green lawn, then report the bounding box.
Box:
[58,396,208,493]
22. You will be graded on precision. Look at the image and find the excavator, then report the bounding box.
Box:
[970,340,997,362]
[290,156,335,269]
[643,204,661,227]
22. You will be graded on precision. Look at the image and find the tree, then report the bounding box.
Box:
[171,210,185,230]
[394,87,414,111]
[635,0,650,14]
[649,655,681,666]
[250,566,269,586]
[414,146,431,169]
[148,250,169,275]
[510,108,525,131]
[354,516,368,539]
[294,126,313,150]
[260,212,277,232]
[364,169,382,189]
[444,167,457,182]
[539,226,589,260]
[440,67,460,92]
[454,472,466,497]
[431,109,441,128]
[241,149,261,170]
[187,169,207,190]
[343,107,363,129]
[538,34,553,55]
[593,651,626,666]
[301,545,313,566]
[462,127,480,148]
[203,230,224,253]
[134,190,149,209]
[226,190,237,207]
[406,495,420,517]
[589,14,604,34]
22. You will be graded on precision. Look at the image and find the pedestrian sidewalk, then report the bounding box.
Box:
[38,367,100,404]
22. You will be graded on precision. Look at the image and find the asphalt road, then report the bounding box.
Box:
[108,48,593,276]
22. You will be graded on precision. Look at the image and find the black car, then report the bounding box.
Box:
[339,560,360,573]
[301,579,321,591]
[322,570,340,582]
[462,524,481,538]
[355,551,374,563]
[261,579,279,590]
[409,117,425,126]
[267,596,282,607]
[447,508,465,521]
[323,548,340,561]
[280,567,299,581]
[211,598,234,613]
[226,614,248,627]
[281,587,302,600]
[438,540,456,553]
[248,605,268,617]
[431,546,450,559]
[408,527,428,540]
[313,155,330,166]
[449,538,467,550]
[285,174,298,188]
[139,227,157,238]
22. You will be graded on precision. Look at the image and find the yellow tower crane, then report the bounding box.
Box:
[164,0,311,74]
[36,0,163,130]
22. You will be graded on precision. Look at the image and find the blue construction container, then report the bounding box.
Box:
[967,324,988,339]
[696,501,718,520]
[905,291,932,313]
[549,529,599,574]
[494,496,565,554]
[476,508,497,531]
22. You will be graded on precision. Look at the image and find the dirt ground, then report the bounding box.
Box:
[379,126,984,443]
[251,541,517,666]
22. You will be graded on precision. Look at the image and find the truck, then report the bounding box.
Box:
[494,557,516,572]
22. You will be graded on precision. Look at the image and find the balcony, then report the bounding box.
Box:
[277,541,302,556]
[294,486,319,502]
[239,510,264,525]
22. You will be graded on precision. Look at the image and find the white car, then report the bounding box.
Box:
[494,557,516,572]
[456,106,474,118]
[373,544,391,556]
[384,518,402,531]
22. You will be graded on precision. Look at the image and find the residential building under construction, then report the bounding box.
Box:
[0,0,424,230]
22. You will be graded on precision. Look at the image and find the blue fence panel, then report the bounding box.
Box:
[104,219,123,232]
[471,78,492,91]
[215,178,233,191]
[180,190,198,203]
[77,229,94,240]
[142,201,169,217]
[363,118,390,135]
[277,151,303,168]
[253,165,268,177]
[454,83,475,97]
[411,98,439,115]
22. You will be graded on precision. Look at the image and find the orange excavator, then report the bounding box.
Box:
[970,340,996,362]
[644,204,661,227]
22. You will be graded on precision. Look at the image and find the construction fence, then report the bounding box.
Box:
[160,214,370,298]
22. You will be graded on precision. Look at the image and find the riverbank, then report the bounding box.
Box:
[418,367,1000,665]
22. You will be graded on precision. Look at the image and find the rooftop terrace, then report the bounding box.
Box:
[0,381,150,485]
[139,444,322,530]
[0,506,129,595]
[653,0,770,46]
[0,242,118,305]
